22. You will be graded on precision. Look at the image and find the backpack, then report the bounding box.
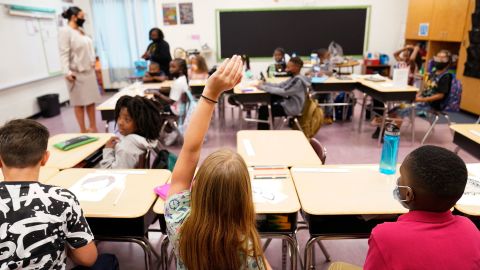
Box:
[297,94,324,138]
[148,146,177,170]
[441,73,462,112]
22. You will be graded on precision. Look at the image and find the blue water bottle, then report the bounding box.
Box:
[379,123,400,175]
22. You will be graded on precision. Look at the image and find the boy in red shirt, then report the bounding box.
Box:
[364,145,480,269]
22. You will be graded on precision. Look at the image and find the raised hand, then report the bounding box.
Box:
[204,55,243,100]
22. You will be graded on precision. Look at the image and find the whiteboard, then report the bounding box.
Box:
[0,5,62,90]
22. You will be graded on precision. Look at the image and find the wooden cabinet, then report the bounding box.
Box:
[430,0,470,42]
[405,0,435,40]
[457,0,480,114]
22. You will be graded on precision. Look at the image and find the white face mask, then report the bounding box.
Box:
[393,179,413,209]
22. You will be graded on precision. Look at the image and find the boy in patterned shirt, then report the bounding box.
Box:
[0,119,97,269]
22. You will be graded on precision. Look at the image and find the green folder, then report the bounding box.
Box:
[53,136,99,151]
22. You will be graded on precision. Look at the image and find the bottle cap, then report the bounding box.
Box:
[384,122,400,136]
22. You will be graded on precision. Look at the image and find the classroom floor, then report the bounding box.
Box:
[37,92,478,270]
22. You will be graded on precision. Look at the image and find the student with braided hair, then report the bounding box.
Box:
[100,95,162,169]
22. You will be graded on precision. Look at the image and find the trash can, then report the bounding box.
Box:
[37,94,61,118]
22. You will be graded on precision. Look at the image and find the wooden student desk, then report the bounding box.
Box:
[450,124,480,160]
[237,130,322,167]
[455,163,480,222]
[0,167,59,183]
[290,164,408,266]
[96,80,173,123]
[45,133,111,170]
[46,168,171,270]
[312,75,418,144]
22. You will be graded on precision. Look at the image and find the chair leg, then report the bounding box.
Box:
[444,114,455,136]
[293,117,303,132]
[279,117,288,129]
[421,115,440,145]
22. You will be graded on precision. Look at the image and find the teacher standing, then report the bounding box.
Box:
[142,28,172,77]
[59,6,100,133]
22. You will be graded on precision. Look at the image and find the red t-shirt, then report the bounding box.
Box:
[364,210,480,270]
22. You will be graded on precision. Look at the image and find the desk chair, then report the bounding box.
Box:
[278,115,303,132]
[228,94,274,130]
[309,138,327,164]
[421,109,453,145]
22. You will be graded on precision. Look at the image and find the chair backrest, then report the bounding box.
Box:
[135,149,150,169]
[309,138,327,164]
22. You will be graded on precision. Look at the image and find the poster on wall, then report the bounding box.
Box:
[418,23,429,37]
[179,3,194,24]
[162,3,178,25]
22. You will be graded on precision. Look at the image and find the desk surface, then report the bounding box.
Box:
[455,163,480,216]
[334,61,360,68]
[357,78,418,93]
[46,168,171,218]
[153,168,300,215]
[291,164,408,215]
[45,133,111,170]
[189,79,207,87]
[0,167,59,183]
[450,124,480,144]
[97,81,172,111]
[250,168,301,214]
[237,130,322,167]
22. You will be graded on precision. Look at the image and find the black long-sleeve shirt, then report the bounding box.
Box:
[146,40,172,76]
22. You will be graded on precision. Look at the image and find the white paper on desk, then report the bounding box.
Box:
[70,173,126,202]
[457,176,480,206]
[251,179,287,204]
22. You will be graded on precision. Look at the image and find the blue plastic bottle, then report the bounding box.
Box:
[379,123,400,175]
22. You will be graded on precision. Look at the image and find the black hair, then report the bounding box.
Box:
[149,28,164,41]
[274,47,285,56]
[0,119,49,168]
[172,58,188,82]
[149,61,160,69]
[289,56,304,68]
[61,6,82,21]
[114,96,162,141]
[404,145,468,207]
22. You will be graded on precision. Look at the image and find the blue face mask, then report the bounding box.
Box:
[393,178,413,209]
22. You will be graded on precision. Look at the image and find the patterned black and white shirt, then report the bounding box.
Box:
[0,181,94,269]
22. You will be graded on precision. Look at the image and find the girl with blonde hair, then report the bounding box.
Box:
[165,55,271,270]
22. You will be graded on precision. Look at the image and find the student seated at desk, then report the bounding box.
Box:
[153,58,189,146]
[100,96,162,169]
[364,145,480,269]
[372,50,453,138]
[143,61,168,83]
[266,47,290,77]
[254,57,309,130]
[188,55,209,80]
[308,48,334,123]
[0,119,102,269]
[166,55,271,270]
